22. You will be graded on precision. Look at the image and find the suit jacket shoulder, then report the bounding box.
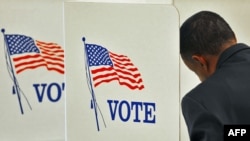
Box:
[182,43,250,141]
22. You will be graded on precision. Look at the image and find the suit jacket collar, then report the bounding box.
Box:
[216,43,250,69]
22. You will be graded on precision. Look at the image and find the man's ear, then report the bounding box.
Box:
[191,55,208,70]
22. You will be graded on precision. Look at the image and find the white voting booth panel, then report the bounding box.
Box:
[0,1,180,140]
[65,2,179,141]
[0,0,65,141]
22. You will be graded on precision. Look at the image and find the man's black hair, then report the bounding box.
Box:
[180,11,236,61]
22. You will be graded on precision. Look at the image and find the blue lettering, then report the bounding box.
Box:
[119,100,130,122]
[107,100,119,120]
[33,82,64,103]
[33,83,47,102]
[143,102,156,123]
[47,83,62,102]
[131,101,143,122]
[107,99,156,123]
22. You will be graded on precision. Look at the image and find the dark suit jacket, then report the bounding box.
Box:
[182,43,250,141]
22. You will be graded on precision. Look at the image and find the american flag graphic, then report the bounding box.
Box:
[85,43,144,90]
[5,34,64,74]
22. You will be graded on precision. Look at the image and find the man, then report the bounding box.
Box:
[180,11,250,141]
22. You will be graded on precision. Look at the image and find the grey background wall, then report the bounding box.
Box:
[175,0,250,141]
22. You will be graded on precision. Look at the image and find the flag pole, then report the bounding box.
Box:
[2,28,24,114]
[82,37,100,131]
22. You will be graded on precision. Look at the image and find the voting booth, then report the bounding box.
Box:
[0,0,65,140]
[0,0,179,141]
[65,2,179,141]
